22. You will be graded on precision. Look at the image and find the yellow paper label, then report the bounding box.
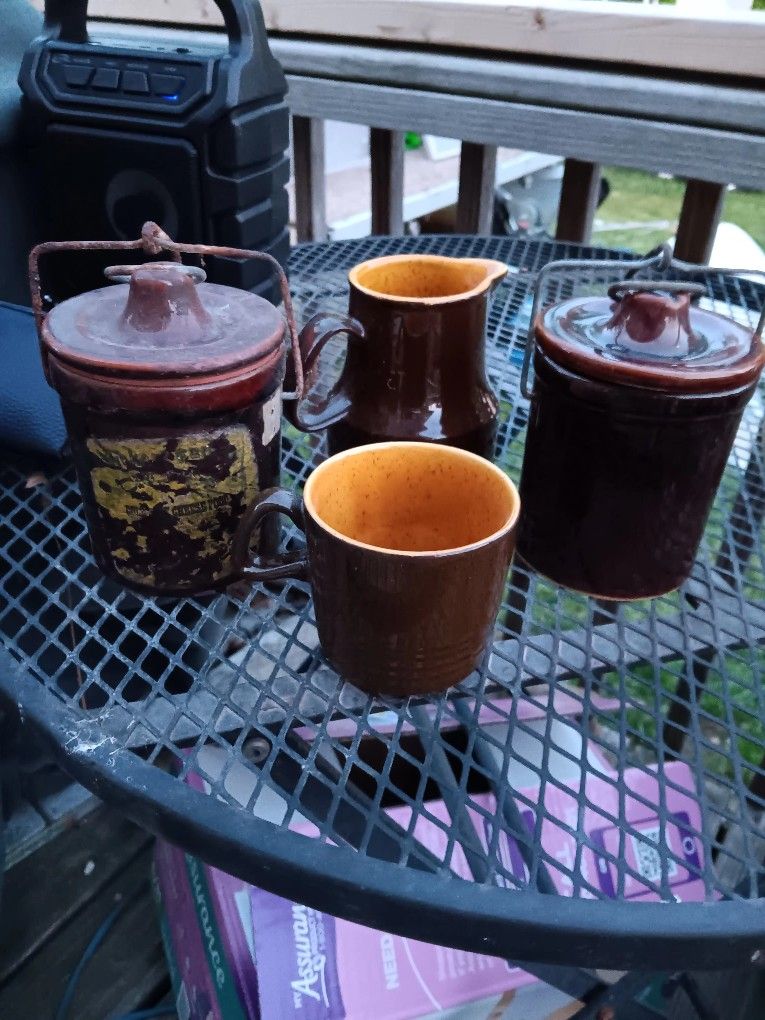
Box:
[87,426,259,588]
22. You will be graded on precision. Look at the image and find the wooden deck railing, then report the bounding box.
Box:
[88,14,765,263]
[275,36,765,261]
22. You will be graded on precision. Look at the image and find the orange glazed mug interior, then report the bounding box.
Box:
[305,441,517,553]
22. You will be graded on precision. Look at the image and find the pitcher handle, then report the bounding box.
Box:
[284,312,365,432]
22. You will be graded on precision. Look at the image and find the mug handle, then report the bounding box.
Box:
[284,312,365,432]
[232,488,308,582]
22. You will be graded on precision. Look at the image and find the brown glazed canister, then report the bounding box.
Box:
[39,263,286,595]
[289,254,507,459]
[518,284,765,600]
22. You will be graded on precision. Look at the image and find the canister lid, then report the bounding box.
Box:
[536,283,765,392]
[42,263,285,378]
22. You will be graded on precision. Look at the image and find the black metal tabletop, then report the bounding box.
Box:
[2,235,765,982]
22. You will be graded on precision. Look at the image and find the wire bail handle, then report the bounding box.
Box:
[520,243,765,400]
[28,221,305,400]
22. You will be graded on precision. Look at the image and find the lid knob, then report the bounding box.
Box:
[522,246,765,398]
[605,281,706,357]
[117,265,211,347]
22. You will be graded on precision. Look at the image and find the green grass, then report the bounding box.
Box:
[614,653,765,783]
[592,167,765,256]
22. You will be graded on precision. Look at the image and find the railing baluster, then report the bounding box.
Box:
[370,128,405,235]
[674,179,726,264]
[555,158,602,244]
[456,142,497,235]
[292,115,328,243]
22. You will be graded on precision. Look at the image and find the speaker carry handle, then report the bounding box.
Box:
[43,0,88,44]
[28,221,305,401]
[44,0,267,57]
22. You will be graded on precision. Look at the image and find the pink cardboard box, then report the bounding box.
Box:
[155,743,706,1019]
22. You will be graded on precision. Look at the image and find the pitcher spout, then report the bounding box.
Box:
[348,254,508,304]
[464,258,509,295]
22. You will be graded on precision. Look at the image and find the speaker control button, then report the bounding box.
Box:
[151,74,185,99]
[63,66,93,87]
[92,68,121,90]
[122,70,150,94]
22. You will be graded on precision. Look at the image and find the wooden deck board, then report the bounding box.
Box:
[76,0,765,79]
[0,807,150,984]
[0,805,169,1019]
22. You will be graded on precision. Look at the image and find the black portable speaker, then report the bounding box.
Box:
[19,0,290,304]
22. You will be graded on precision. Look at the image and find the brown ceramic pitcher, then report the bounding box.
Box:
[286,254,508,459]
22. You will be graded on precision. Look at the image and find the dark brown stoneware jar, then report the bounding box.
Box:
[38,262,288,595]
[518,281,765,600]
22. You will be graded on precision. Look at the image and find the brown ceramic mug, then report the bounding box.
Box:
[233,442,520,696]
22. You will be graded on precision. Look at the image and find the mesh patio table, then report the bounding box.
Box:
[2,235,765,1013]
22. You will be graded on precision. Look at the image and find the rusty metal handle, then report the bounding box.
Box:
[103,262,207,285]
[28,221,305,400]
[607,280,707,302]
